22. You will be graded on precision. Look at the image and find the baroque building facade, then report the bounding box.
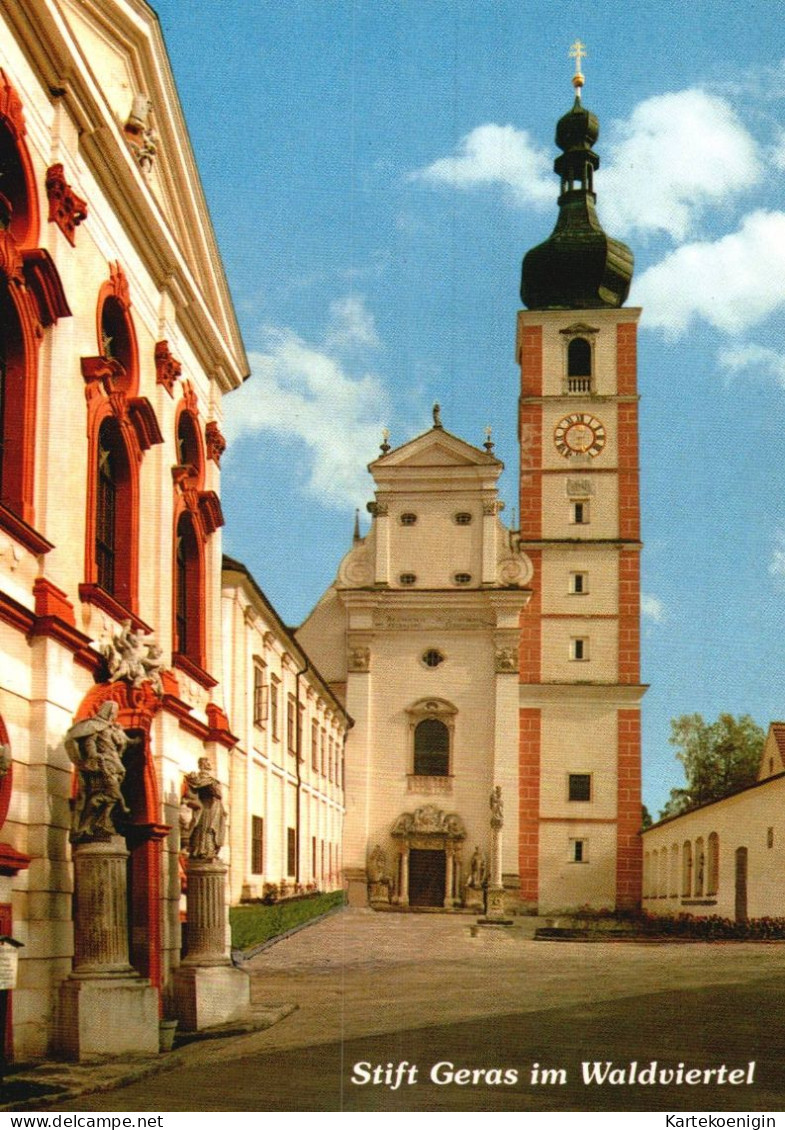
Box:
[0,0,253,1062]
[298,419,532,909]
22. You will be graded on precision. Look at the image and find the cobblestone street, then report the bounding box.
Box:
[54,909,785,1112]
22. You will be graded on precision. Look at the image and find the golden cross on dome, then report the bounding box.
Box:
[569,39,586,96]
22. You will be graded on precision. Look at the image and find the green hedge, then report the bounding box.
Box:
[230,890,345,951]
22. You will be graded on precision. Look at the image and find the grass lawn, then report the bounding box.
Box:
[230,890,345,951]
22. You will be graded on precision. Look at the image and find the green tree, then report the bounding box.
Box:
[659,713,764,819]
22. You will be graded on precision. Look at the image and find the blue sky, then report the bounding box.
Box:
[153,0,785,817]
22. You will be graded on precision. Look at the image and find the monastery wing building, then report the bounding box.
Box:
[300,61,644,916]
[0,0,252,1062]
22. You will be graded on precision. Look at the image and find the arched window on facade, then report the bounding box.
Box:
[414,719,450,777]
[707,832,719,896]
[567,336,591,377]
[407,698,456,782]
[670,842,680,897]
[174,512,202,664]
[95,417,133,603]
[682,840,693,898]
[659,847,668,897]
[694,836,705,897]
[0,75,68,542]
[171,383,223,682]
[82,265,161,619]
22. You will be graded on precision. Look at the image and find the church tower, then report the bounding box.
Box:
[516,50,643,911]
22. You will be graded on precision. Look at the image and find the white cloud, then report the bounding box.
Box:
[719,342,785,387]
[410,90,761,243]
[224,296,392,508]
[641,594,666,623]
[601,90,761,241]
[411,123,553,206]
[633,211,785,336]
[325,294,381,351]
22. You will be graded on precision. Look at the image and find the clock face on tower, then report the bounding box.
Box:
[553,413,606,458]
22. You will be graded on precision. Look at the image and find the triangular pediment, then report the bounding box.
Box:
[369,427,501,471]
[33,0,247,388]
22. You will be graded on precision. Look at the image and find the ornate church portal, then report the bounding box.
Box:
[391,806,466,908]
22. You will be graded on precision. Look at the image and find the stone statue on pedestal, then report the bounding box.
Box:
[65,701,131,842]
[183,758,227,860]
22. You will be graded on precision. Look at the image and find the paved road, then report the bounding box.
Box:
[59,910,785,1112]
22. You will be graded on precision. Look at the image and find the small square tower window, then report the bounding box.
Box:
[399,572,416,586]
[422,649,445,668]
[400,513,417,526]
[453,572,472,585]
[568,773,592,802]
[454,512,473,525]
[569,572,588,594]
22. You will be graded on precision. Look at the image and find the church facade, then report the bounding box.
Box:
[300,66,645,915]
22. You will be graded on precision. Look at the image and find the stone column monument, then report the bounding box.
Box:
[59,702,158,1060]
[481,785,512,924]
[173,758,250,1030]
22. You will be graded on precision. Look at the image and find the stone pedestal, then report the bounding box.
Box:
[174,857,249,1031]
[59,836,158,1060]
[344,867,368,907]
[479,803,512,925]
[172,963,250,1031]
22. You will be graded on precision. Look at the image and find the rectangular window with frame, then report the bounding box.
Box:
[251,815,264,874]
[253,662,268,728]
[568,773,592,802]
[571,501,589,525]
[570,838,587,863]
[286,826,296,877]
[311,720,319,770]
[287,695,297,755]
[570,637,589,661]
[320,728,326,776]
[569,571,588,595]
[269,675,280,740]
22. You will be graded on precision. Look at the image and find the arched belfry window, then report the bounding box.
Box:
[568,337,591,378]
[407,698,457,782]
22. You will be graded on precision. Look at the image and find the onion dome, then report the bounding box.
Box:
[521,47,633,310]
